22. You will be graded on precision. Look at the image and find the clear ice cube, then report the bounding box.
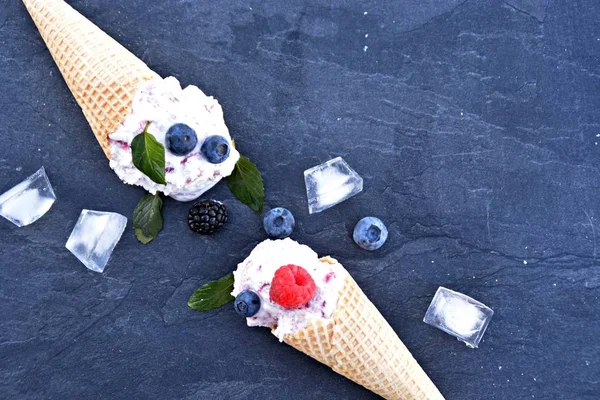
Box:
[304,157,363,214]
[65,210,127,273]
[0,167,56,227]
[423,287,494,348]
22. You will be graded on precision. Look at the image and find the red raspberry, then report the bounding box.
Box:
[270,264,316,309]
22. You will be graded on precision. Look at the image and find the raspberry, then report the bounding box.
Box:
[270,265,316,309]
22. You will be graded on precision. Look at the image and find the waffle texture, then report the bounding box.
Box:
[23,0,159,158]
[281,257,445,400]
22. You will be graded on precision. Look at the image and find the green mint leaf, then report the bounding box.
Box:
[131,122,166,185]
[133,193,164,244]
[227,155,264,214]
[187,273,235,312]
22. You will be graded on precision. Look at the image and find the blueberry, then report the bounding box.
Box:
[201,135,230,164]
[263,207,295,239]
[353,217,388,251]
[234,290,261,317]
[165,123,198,156]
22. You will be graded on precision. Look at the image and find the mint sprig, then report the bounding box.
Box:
[133,192,164,244]
[227,155,264,214]
[188,273,235,312]
[131,122,166,185]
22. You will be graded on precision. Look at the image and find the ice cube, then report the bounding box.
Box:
[423,287,494,348]
[0,167,56,227]
[304,157,363,214]
[65,210,127,273]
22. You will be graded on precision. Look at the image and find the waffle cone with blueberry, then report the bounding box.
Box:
[23,0,159,158]
[280,257,445,400]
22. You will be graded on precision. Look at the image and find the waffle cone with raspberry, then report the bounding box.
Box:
[23,0,159,158]
[278,257,445,400]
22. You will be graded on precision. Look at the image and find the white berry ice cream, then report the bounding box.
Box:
[232,238,345,340]
[108,77,240,201]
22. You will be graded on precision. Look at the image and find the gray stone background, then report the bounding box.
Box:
[1,0,599,399]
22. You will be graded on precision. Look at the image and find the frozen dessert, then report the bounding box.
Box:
[108,77,239,201]
[232,238,445,400]
[22,0,239,201]
[233,238,344,339]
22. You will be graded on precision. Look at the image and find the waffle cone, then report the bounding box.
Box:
[23,0,159,158]
[280,257,444,400]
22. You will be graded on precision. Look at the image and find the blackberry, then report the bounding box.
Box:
[188,200,228,234]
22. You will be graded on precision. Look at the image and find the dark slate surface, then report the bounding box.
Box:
[1,0,599,399]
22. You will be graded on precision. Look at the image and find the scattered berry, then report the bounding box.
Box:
[188,200,228,234]
[263,207,295,239]
[353,217,388,251]
[201,135,231,164]
[234,290,261,317]
[270,264,316,309]
[165,123,198,156]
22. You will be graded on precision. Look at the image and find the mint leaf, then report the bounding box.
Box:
[227,155,264,214]
[188,273,235,312]
[133,193,163,244]
[131,122,166,185]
